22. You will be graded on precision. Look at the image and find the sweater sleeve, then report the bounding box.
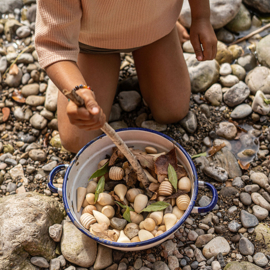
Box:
[35,0,82,69]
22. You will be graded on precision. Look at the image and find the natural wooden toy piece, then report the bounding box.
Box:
[77,187,87,212]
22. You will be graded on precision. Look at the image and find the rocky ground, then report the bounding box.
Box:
[1,0,270,270]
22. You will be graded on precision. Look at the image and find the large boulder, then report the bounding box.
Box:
[179,0,241,29]
[0,192,65,270]
[186,55,219,93]
[257,35,270,68]
[243,0,270,13]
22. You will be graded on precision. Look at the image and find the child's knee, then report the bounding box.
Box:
[152,106,189,124]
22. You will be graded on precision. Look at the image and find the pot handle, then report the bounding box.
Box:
[48,164,69,195]
[191,181,218,214]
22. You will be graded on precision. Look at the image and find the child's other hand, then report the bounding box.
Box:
[190,18,217,61]
[66,88,106,130]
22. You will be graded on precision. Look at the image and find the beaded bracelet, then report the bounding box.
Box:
[73,84,92,91]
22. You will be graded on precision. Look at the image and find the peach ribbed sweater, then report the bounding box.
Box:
[35,0,183,68]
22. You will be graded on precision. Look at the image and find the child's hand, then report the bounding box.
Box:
[66,88,106,130]
[190,18,217,61]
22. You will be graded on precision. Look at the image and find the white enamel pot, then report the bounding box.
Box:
[48,128,218,251]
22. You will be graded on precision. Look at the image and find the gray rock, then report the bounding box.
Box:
[220,74,239,87]
[29,149,47,162]
[253,252,268,267]
[134,258,143,270]
[202,237,230,259]
[210,148,242,178]
[109,103,122,122]
[6,182,17,193]
[231,64,246,81]
[0,0,23,13]
[239,237,254,255]
[231,104,252,119]
[252,205,268,221]
[61,221,97,268]
[228,220,241,232]
[22,73,30,84]
[179,0,241,29]
[245,66,270,94]
[203,165,228,182]
[241,210,259,228]
[216,122,237,140]
[9,164,24,180]
[232,177,244,188]
[30,257,49,268]
[26,96,45,107]
[64,267,76,270]
[48,119,58,130]
[238,54,257,72]
[49,224,63,242]
[45,80,58,112]
[161,240,177,255]
[94,245,112,270]
[194,248,206,262]
[50,258,61,270]
[213,139,231,150]
[186,55,219,93]
[0,193,65,270]
[205,83,222,106]
[153,261,169,270]
[110,218,127,231]
[5,68,22,87]
[141,120,167,132]
[216,28,235,44]
[257,34,270,68]
[224,261,263,270]
[0,56,7,73]
[42,161,57,172]
[240,193,252,206]
[5,158,17,166]
[30,114,47,129]
[27,4,36,23]
[188,230,198,241]
[224,81,250,107]
[22,83,40,97]
[244,0,270,12]
[118,91,141,112]
[110,120,128,130]
[40,109,55,120]
[16,25,31,38]
[180,111,197,133]
[252,90,270,115]
[17,53,34,64]
[195,234,214,248]
[220,187,238,197]
[245,184,260,193]
[57,255,66,267]
[225,4,252,32]
[250,172,268,188]
[199,196,218,210]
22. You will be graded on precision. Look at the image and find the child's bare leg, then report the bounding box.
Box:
[57,53,120,153]
[132,25,191,124]
[176,21,190,44]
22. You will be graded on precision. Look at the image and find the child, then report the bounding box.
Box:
[35,0,217,153]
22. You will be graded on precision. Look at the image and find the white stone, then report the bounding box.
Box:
[45,80,58,112]
[252,90,270,115]
[205,83,222,106]
[211,261,221,270]
[220,63,232,76]
[202,236,230,259]
[251,193,270,211]
[93,245,113,270]
[9,164,24,180]
[252,205,269,221]
[220,75,239,87]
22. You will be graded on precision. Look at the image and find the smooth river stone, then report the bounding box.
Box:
[202,236,230,259]
[231,104,252,119]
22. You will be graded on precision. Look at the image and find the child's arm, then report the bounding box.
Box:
[35,0,105,130]
[188,0,217,61]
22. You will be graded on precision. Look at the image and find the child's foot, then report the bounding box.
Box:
[176,21,190,44]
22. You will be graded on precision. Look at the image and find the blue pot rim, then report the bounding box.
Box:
[62,127,198,248]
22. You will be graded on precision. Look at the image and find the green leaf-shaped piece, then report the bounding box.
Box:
[141,201,170,212]
[264,99,270,105]
[123,207,132,223]
[89,161,109,181]
[115,201,127,209]
[94,176,105,203]
[168,163,178,190]
[191,152,207,159]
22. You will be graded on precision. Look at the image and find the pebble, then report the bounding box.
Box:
[118,91,141,112]
[6,182,17,193]
[219,63,232,76]
[241,210,259,228]
[195,234,214,248]
[202,237,230,259]
[253,252,268,267]
[153,261,169,270]
[240,192,252,206]
[220,75,239,87]
[204,83,222,106]
[252,90,270,115]
[211,261,221,270]
[42,161,57,172]
[188,230,198,241]
[239,237,254,255]
[49,224,63,242]
[231,104,252,119]
[110,218,127,231]
[216,122,237,140]
[30,114,47,130]
[180,111,197,134]
[194,248,206,262]
[238,54,257,71]
[231,64,246,81]
[199,196,219,210]
[167,256,179,270]
[244,184,260,193]
[141,121,167,132]
[203,165,228,182]
[26,95,45,107]
[16,25,31,38]
[109,103,122,122]
[252,205,269,220]
[232,177,244,188]
[134,258,142,269]
[45,80,58,112]
[0,57,7,73]
[223,81,250,107]
[29,149,47,162]
[30,257,49,268]
[228,220,241,232]
[250,172,268,188]
[251,192,270,211]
